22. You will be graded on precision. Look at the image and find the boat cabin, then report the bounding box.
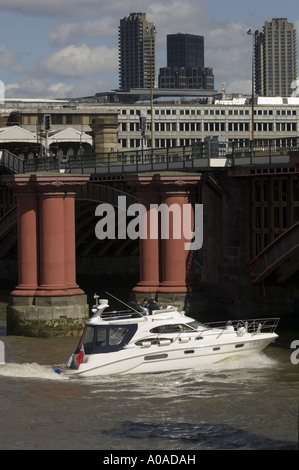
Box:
[74,323,138,356]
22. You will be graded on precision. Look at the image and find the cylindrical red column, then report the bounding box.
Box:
[127,174,200,296]
[157,191,190,292]
[64,192,84,294]
[133,191,160,293]
[36,191,67,295]
[12,190,38,295]
[157,178,198,293]
[5,175,88,297]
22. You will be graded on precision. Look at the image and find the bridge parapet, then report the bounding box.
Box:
[1,141,298,176]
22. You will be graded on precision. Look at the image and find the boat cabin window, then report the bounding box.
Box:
[76,324,137,355]
[150,324,195,334]
[186,321,207,330]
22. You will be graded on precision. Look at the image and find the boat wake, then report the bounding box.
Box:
[200,351,278,370]
[0,362,68,381]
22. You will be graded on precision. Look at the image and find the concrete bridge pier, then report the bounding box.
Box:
[5,174,89,337]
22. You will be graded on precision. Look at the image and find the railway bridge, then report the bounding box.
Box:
[1,142,298,336]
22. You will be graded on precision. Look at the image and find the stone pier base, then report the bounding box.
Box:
[7,294,89,337]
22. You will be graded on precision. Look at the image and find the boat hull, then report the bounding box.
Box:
[63,333,277,378]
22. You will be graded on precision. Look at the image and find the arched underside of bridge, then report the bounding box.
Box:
[75,199,139,258]
[249,222,299,285]
[75,183,140,261]
[0,183,140,268]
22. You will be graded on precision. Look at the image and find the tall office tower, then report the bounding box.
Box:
[254,18,297,96]
[119,12,156,90]
[167,33,204,70]
[158,33,214,90]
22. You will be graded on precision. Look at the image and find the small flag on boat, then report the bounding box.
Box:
[77,345,85,365]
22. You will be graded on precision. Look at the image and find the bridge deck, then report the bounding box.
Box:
[1,143,298,176]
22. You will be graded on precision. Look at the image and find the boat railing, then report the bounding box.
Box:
[205,317,280,337]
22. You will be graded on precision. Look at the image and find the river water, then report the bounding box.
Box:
[0,323,298,451]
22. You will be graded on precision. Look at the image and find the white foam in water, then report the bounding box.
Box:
[0,362,69,381]
[192,352,278,374]
[231,352,277,368]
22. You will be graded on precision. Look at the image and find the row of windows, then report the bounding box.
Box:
[119,137,297,150]
[18,109,299,128]
[119,137,207,148]
[120,108,297,116]
[21,114,90,126]
[120,121,296,133]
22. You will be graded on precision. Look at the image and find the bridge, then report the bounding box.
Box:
[1,141,298,176]
[0,140,298,336]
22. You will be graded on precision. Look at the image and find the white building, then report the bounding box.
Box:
[0,94,299,154]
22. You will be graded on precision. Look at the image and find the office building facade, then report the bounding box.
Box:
[118,12,156,90]
[159,33,214,90]
[167,33,204,70]
[254,18,297,97]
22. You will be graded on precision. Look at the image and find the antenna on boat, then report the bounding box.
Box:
[105,291,142,315]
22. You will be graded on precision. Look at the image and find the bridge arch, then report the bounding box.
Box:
[75,182,139,258]
[0,181,139,259]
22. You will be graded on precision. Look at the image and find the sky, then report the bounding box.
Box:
[0,0,298,99]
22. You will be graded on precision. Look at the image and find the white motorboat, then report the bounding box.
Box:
[56,294,279,377]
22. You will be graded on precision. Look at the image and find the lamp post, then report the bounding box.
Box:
[247,29,255,146]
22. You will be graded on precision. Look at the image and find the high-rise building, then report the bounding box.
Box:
[118,12,156,90]
[254,18,297,97]
[158,33,214,90]
[167,33,204,70]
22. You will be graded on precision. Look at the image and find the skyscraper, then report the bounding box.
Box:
[254,18,297,97]
[167,33,204,70]
[118,12,156,90]
[158,33,214,90]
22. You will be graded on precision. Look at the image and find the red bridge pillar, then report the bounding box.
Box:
[127,175,201,306]
[36,185,84,296]
[5,174,89,337]
[14,188,39,296]
[157,179,197,293]
[133,189,160,293]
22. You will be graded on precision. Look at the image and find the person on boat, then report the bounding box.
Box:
[141,298,150,313]
[148,299,160,315]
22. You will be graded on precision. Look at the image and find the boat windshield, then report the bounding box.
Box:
[76,323,138,355]
[186,321,208,331]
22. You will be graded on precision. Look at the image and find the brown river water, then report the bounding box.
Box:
[0,276,298,451]
[0,324,298,451]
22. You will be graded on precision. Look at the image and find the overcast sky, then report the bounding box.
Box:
[0,0,298,99]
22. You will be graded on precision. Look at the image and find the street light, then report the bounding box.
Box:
[247,29,255,145]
